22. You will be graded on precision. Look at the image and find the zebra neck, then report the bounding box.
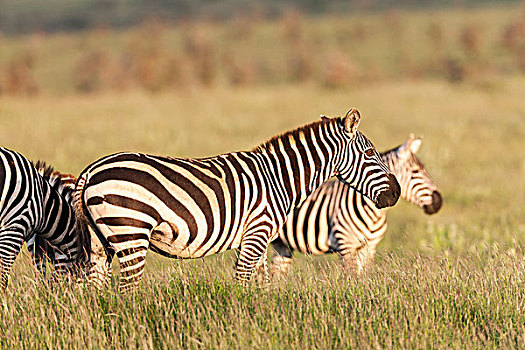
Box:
[253,119,340,211]
[36,178,74,235]
[258,140,336,210]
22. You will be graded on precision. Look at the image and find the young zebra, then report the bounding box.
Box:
[73,109,401,290]
[271,134,442,275]
[0,148,89,290]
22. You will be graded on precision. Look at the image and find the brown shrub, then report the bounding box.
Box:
[501,23,524,51]
[516,47,525,72]
[181,23,216,87]
[384,11,404,39]
[460,24,482,56]
[101,53,134,91]
[5,52,39,96]
[228,13,256,41]
[223,53,258,86]
[287,43,313,83]
[443,56,466,83]
[73,50,109,93]
[280,9,303,45]
[322,52,360,89]
[427,22,444,48]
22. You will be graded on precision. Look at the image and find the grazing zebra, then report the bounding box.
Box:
[0,148,89,290]
[73,109,400,291]
[271,134,442,275]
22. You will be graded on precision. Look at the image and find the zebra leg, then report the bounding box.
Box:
[235,233,270,284]
[27,234,61,277]
[115,242,150,293]
[270,237,293,277]
[86,225,114,289]
[26,235,46,275]
[0,228,24,291]
[355,245,377,274]
[339,245,373,275]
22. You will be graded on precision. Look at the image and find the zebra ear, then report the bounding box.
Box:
[402,134,422,154]
[344,109,361,133]
[409,138,422,153]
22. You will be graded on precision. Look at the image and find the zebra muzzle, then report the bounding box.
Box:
[375,174,401,209]
[423,191,442,214]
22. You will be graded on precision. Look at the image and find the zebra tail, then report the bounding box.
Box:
[72,173,92,276]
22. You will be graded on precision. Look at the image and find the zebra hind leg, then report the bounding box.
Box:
[116,244,149,293]
[235,233,271,285]
[86,225,114,289]
[0,229,24,291]
[269,237,293,278]
[26,235,47,275]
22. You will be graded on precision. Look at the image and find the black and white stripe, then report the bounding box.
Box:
[73,109,400,290]
[271,134,442,274]
[0,148,89,290]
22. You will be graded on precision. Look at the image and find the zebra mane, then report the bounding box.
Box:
[381,145,425,169]
[253,117,338,153]
[32,160,77,195]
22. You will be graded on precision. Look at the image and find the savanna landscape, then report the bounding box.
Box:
[0,0,524,348]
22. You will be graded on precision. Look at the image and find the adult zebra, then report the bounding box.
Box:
[271,134,442,275]
[0,148,89,290]
[74,109,400,290]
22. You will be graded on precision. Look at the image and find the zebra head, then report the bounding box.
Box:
[383,134,442,215]
[334,109,400,209]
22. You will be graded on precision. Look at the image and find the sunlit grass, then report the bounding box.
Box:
[2,247,524,349]
[1,5,525,346]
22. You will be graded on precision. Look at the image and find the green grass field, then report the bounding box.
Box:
[1,3,525,349]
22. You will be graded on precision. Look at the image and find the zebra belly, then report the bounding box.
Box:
[84,183,245,259]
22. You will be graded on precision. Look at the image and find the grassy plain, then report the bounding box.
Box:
[1,78,524,348]
[1,3,525,349]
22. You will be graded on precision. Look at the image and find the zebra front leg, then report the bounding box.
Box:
[0,228,24,291]
[339,245,374,275]
[354,245,376,275]
[270,237,293,278]
[235,232,271,284]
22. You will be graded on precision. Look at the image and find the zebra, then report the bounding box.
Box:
[0,148,89,290]
[73,109,401,291]
[271,134,442,275]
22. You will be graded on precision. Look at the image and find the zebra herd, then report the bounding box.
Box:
[0,109,441,292]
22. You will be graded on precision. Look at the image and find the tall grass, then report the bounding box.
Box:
[2,248,524,349]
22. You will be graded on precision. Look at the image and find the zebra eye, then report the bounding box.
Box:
[365,149,375,157]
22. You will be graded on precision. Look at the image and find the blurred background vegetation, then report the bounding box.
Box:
[2,1,525,94]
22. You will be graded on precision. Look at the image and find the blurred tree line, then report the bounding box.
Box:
[0,0,519,35]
